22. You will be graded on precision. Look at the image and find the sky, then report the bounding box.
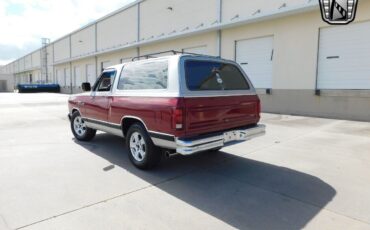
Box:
[0,0,135,65]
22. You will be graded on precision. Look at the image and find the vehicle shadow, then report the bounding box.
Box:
[75,133,336,230]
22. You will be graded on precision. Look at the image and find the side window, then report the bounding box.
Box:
[93,70,116,92]
[117,60,168,90]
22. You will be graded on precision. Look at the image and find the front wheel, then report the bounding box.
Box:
[126,123,161,170]
[71,111,96,141]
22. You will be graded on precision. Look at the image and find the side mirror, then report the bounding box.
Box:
[81,82,91,92]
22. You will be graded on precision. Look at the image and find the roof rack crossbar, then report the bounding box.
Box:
[130,50,221,62]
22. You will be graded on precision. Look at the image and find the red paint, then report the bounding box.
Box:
[69,95,260,138]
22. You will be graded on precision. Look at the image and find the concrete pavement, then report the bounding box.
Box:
[0,93,369,230]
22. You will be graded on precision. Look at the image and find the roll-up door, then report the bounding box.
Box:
[236,36,274,89]
[317,21,370,89]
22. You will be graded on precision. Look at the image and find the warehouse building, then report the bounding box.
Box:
[1,0,370,121]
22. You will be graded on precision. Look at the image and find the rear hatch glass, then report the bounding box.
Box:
[185,60,250,91]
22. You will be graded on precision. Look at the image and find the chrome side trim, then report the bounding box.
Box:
[121,115,149,131]
[84,121,124,137]
[83,117,121,128]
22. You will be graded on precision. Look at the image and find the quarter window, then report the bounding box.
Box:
[93,70,116,92]
[117,60,168,90]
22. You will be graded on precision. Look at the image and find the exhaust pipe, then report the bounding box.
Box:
[164,150,179,158]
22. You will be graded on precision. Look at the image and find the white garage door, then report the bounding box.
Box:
[57,69,64,86]
[183,46,207,55]
[236,36,274,89]
[318,21,370,89]
[74,66,82,88]
[0,80,7,92]
[65,68,71,87]
[86,64,96,85]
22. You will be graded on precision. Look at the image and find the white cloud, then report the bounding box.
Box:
[0,0,135,64]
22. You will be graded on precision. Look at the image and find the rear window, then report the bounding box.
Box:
[185,60,250,91]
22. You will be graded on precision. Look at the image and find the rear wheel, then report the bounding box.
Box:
[71,111,96,141]
[126,123,161,169]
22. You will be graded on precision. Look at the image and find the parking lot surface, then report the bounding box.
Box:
[0,93,369,230]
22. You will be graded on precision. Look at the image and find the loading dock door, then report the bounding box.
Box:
[86,64,96,85]
[236,36,274,89]
[57,69,64,86]
[0,80,7,92]
[74,67,82,88]
[317,21,370,89]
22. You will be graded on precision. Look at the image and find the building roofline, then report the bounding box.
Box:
[5,1,319,71]
[3,0,144,67]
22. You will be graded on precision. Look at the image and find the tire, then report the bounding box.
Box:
[126,123,161,170]
[70,111,96,141]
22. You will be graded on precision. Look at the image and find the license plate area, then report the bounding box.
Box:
[224,130,246,143]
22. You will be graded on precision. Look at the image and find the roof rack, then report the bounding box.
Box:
[131,50,221,61]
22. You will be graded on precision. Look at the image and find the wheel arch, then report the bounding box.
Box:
[71,107,81,115]
[121,116,149,137]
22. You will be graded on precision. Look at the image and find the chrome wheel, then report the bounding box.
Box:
[73,116,87,137]
[129,132,146,162]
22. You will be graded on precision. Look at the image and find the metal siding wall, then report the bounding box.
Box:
[97,6,138,52]
[140,0,218,41]
[182,46,208,55]
[140,32,218,56]
[25,55,32,69]
[19,58,25,71]
[222,0,309,22]
[71,25,96,57]
[54,37,71,62]
[31,51,41,68]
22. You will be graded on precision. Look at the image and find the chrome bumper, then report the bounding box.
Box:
[176,124,266,155]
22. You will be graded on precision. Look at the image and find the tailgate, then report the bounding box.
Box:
[184,95,260,136]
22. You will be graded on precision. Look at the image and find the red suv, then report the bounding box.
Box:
[68,52,265,169]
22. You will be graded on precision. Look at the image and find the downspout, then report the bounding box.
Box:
[217,0,223,57]
[95,22,98,79]
[69,35,73,94]
[137,2,141,57]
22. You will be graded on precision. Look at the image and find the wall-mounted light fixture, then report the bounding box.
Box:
[279,3,287,9]
[231,14,239,21]
[167,7,173,11]
[196,23,204,29]
[252,9,261,16]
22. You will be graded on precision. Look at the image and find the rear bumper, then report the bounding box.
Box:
[175,124,266,155]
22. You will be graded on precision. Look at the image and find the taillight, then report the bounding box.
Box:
[172,108,184,130]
